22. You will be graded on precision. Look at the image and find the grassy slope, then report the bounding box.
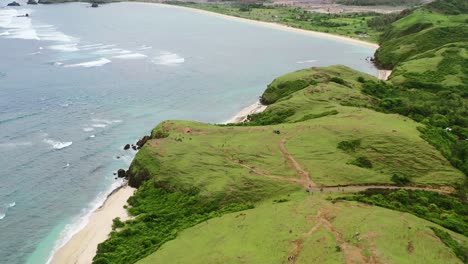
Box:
[139,192,467,264]
[375,8,468,71]
[131,66,462,188]
[99,66,466,264]
[390,42,468,87]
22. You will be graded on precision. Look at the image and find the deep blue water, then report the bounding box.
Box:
[0,2,377,263]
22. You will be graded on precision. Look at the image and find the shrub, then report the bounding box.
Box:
[391,174,411,186]
[337,139,361,152]
[112,217,125,230]
[352,156,373,168]
[329,76,347,85]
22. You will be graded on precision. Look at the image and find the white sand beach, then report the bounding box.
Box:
[225,101,268,123]
[50,185,135,264]
[135,2,380,49]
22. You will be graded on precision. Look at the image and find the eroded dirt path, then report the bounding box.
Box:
[289,207,378,264]
[279,137,317,188]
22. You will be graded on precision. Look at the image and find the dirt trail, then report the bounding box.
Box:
[299,208,377,264]
[221,139,453,195]
[279,137,316,188]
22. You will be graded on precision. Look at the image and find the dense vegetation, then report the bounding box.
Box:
[426,0,468,15]
[94,181,253,263]
[430,227,468,263]
[337,189,468,236]
[358,79,468,177]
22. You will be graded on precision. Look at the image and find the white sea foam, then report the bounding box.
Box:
[35,25,76,43]
[48,43,79,52]
[92,124,107,128]
[151,52,185,65]
[51,62,64,66]
[89,135,95,138]
[0,31,10,36]
[137,45,152,50]
[83,127,94,132]
[43,139,73,150]
[64,58,111,68]
[45,179,127,264]
[94,48,131,55]
[91,118,122,124]
[112,53,147,59]
[79,43,104,50]
[0,202,16,220]
[296,59,317,64]
[0,9,39,40]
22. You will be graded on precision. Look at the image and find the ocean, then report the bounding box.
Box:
[0,2,377,263]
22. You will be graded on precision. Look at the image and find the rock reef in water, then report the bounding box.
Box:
[7,1,20,6]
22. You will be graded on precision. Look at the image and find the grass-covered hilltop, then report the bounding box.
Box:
[93,1,467,263]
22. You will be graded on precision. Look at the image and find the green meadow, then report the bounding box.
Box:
[139,192,467,264]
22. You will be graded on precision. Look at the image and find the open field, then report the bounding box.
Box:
[139,192,468,264]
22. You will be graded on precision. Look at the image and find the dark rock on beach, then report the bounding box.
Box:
[124,144,130,150]
[117,169,126,178]
[7,1,20,6]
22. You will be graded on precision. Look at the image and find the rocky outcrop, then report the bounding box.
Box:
[136,136,150,149]
[7,1,20,6]
[123,144,130,150]
[117,169,126,178]
[27,0,38,4]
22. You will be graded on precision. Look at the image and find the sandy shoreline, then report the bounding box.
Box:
[50,185,135,264]
[132,2,379,49]
[225,101,267,123]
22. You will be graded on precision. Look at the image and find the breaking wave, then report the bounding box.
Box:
[0,202,16,220]
[151,52,184,65]
[63,58,111,68]
[43,139,73,150]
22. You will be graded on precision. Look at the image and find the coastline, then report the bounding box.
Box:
[50,184,135,264]
[46,2,380,263]
[224,101,267,124]
[131,2,380,49]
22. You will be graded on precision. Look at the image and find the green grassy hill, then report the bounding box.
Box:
[375,9,468,69]
[93,66,466,264]
[139,192,467,264]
